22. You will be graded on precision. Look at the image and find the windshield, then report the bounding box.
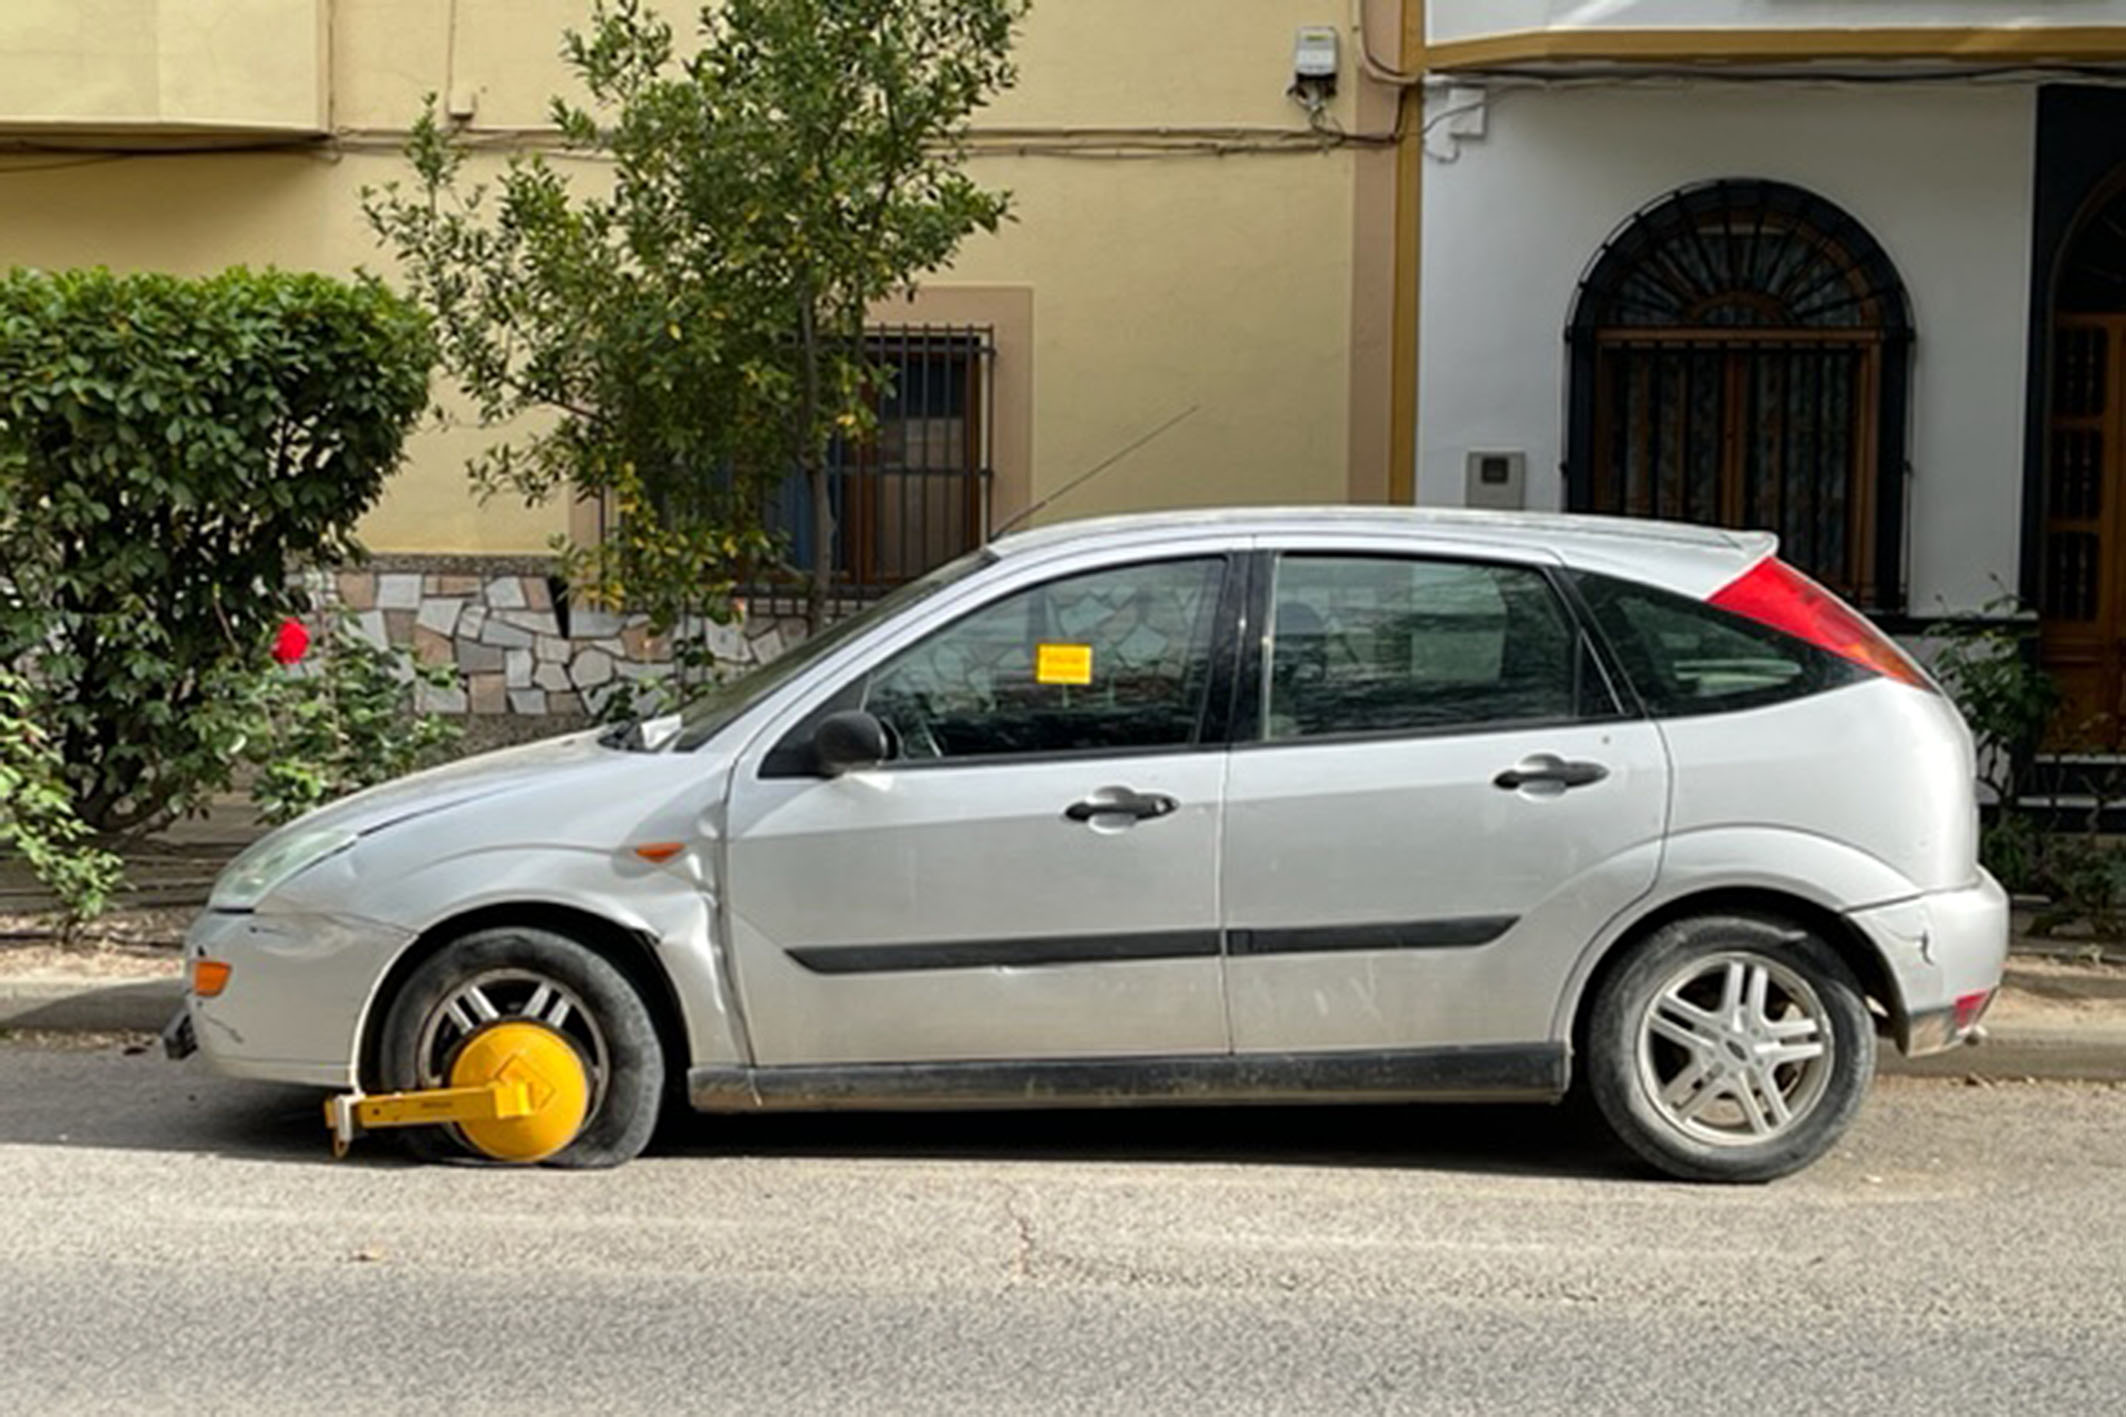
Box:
[667,549,995,751]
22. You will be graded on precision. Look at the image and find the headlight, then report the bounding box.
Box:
[208,825,358,911]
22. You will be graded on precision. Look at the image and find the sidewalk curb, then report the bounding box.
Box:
[1879,1027,2126,1084]
[0,977,185,1034]
[4,973,2126,1085]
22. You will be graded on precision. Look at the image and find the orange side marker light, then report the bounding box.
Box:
[192,959,233,998]
[633,842,685,864]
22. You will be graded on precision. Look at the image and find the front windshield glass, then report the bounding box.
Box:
[667,548,995,751]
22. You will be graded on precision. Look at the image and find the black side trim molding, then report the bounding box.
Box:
[1227,916,1516,956]
[788,929,1223,975]
[689,1044,1567,1113]
[787,918,1516,973]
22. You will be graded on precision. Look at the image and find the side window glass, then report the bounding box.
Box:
[1264,556,1599,740]
[1571,571,1859,716]
[860,558,1227,761]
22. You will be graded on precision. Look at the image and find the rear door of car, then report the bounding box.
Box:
[1220,533,1671,1055]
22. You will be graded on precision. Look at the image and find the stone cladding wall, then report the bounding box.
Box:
[321,555,809,717]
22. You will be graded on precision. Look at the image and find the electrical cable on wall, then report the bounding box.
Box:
[1349,0,1424,88]
[17,45,2126,177]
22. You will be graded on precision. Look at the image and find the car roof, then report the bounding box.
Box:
[990,507,1778,599]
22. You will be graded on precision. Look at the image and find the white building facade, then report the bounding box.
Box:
[1414,3,2126,737]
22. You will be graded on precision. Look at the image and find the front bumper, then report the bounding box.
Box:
[1845,870,2010,1058]
[181,907,416,1088]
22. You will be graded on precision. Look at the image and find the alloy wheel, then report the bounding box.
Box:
[1633,950,1834,1147]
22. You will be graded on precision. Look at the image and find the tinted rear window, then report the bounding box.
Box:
[1571,571,1864,717]
[1263,556,1617,739]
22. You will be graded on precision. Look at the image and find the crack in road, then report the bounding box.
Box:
[1004,1185,1038,1283]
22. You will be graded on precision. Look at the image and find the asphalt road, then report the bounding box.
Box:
[4,1040,2125,1416]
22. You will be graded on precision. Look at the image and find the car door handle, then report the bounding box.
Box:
[1064,789,1179,822]
[1493,755,1609,791]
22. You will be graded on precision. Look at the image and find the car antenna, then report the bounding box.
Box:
[989,404,1200,539]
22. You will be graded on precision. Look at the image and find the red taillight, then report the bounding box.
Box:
[1953,989,1994,1032]
[1708,558,1933,690]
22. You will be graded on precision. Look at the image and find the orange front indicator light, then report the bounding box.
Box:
[191,959,233,998]
[632,842,685,864]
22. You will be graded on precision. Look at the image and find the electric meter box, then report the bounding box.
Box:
[1465,450,1527,511]
[1294,27,1339,82]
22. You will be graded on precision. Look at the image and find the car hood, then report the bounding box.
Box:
[287,728,623,840]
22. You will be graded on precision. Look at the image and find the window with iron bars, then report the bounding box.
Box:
[1564,180,1913,611]
[766,325,997,606]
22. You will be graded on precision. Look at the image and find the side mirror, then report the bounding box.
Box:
[813,709,891,776]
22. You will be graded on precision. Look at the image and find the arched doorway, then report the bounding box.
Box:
[2040,177,2126,745]
[1564,179,1912,610]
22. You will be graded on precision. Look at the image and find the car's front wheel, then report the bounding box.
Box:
[377,926,664,1169]
[1586,914,1875,1183]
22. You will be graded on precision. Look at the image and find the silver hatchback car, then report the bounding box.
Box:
[172,509,2006,1181]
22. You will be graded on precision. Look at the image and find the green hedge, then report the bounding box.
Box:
[0,267,436,832]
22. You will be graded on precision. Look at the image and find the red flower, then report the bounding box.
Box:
[272,618,311,666]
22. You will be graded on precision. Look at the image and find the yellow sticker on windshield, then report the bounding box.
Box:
[1035,642,1094,686]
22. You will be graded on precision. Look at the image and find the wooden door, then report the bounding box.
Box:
[1590,333,1880,604]
[2041,317,2126,747]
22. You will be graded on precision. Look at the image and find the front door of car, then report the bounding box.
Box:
[721,552,1240,1066]
[1220,547,1671,1055]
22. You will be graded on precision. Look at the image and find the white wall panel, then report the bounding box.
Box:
[1431,2,2126,44]
[1416,83,2035,615]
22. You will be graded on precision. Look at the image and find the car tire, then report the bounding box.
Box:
[1586,913,1875,1183]
[377,926,664,1169]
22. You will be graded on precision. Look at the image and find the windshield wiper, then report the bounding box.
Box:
[596,712,680,753]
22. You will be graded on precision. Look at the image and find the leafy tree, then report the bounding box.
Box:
[0,267,436,833]
[365,0,1025,644]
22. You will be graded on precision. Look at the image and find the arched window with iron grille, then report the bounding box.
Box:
[1564,180,1912,610]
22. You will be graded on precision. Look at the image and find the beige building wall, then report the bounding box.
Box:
[0,0,1395,554]
[0,0,327,135]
